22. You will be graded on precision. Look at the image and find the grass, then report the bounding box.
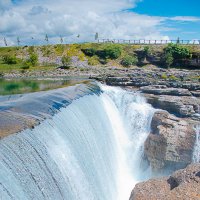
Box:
[0,60,57,72]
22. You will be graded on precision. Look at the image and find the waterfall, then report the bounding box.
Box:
[0,84,154,200]
[193,125,200,163]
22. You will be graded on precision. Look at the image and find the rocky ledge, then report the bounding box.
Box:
[130,163,200,200]
[144,110,197,173]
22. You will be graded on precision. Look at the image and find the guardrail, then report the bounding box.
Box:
[98,39,200,45]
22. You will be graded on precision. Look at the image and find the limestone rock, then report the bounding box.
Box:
[144,94,200,117]
[144,111,196,172]
[130,163,200,200]
[141,85,192,96]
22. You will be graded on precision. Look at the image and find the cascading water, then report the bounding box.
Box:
[193,125,200,163]
[0,84,154,200]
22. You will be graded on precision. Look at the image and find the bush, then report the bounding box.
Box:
[88,56,99,66]
[81,48,97,57]
[97,44,122,59]
[21,65,30,70]
[99,58,108,65]
[22,53,38,68]
[61,56,71,69]
[29,53,38,66]
[121,55,138,67]
[164,44,191,60]
[2,55,18,64]
[143,46,152,57]
[161,73,168,80]
[162,52,174,68]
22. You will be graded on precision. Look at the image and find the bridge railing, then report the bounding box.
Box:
[98,39,200,45]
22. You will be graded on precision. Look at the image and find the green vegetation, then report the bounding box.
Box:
[82,44,122,60]
[23,53,38,69]
[161,73,168,80]
[61,55,71,69]
[0,43,199,73]
[121,55,138,67]
[162,52,174,68]
[88,56,99,66]
[162,44,191,68]
[2,55,18,64]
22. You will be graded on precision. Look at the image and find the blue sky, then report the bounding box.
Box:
[133,0,200,17]
[133,0,200,40]
[0,0,200,45]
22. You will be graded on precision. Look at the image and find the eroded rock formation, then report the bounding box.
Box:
[144,110,196,172]
[130,163,200,200]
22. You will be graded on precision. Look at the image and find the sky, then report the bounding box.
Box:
[0,0,200,45]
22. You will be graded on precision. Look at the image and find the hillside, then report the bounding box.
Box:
[0,43,200,76]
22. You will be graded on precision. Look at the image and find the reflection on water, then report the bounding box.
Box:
[0,78,89,95]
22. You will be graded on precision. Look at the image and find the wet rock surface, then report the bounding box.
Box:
[130,163,200,200]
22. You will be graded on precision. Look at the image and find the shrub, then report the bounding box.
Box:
[2,55,18,64]
[99,58,108,65]
[169,75,178,81]
[22,53,38,68]
[29,53,38,66]
[21,65,30,70]
[81,48,97,57]
[161,73,168,80]
[121,55,138,67]
[88,56,99,66]
[95,44,122,59]
[61,56,71,69]
[143,46,152,57]
[162,52,174,68]
[164,44,191,60]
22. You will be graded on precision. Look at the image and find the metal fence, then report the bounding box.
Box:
[98,39,200,45]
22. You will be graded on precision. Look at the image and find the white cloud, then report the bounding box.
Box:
[0,0,170,45]
[170,16,200,22]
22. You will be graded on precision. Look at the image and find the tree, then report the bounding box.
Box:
[95,32,99,40]
[60,36,63,44]
[176,37,180,44]
[45,34,49,44]
[17,37,20,46]
[4,37,7,46]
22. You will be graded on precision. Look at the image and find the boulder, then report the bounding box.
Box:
[144,111,196,172]
[130,163,200,200]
